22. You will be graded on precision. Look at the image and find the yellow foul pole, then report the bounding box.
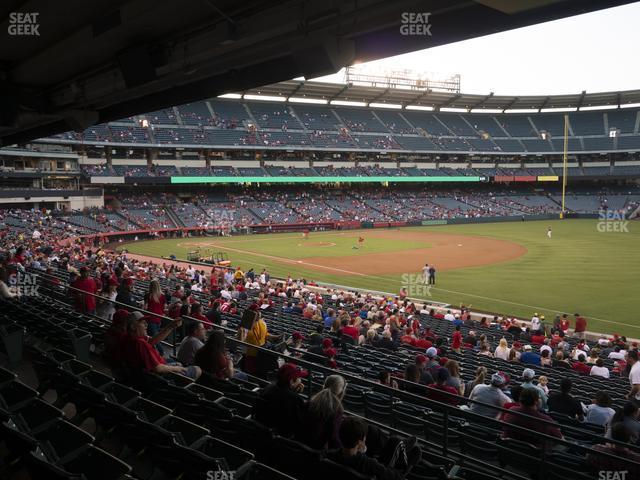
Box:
[561,114,569,219]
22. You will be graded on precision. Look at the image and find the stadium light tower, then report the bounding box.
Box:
[561,114,569,219]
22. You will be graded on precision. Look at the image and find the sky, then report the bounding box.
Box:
[311,2,640,96]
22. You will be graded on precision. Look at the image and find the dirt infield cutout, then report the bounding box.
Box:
[174,230,526,276]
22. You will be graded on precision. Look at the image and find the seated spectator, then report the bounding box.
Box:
[585,392,616,427]
[205,300,222,325]
[445,360,464,395]
[552,350,571,369]
[590,358,610,379]
[588,423,640,477]
[469,372,511,418]
[501,388,563,450]
[415,354,434,385]
[539,349,552,367]
[102,309,130,369]
[494,338,510,360]
[378,370,399,389]
[520,345,541,365]
[605,402,640,444]
[537,375,549,395]
[520,368,548,411]
[177,321,206,366]
[122,311,201,379]
[500,385,523,419]
[376,330,397,351]
[254,363,307,437]
[427,368,459,405]
[327,417,421,480]
[547,378,584,421]
[572,354,592,375]
[478,343,494,357]
[464,366,487,397]
[298,387,344,450]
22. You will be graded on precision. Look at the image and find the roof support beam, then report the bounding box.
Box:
[576,90,586,110]
[403,89,432,108]
[501,97,520,113]
[286,81,305,100]
[537,96,551,112]
[367,88,390,106]
[435,93,461,111]
[328,84,350,102]
[470,92,494,111]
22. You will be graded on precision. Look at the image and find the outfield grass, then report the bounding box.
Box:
[122,219,640,337]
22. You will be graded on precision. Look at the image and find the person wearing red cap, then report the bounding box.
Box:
[254,363,307,437]
[71,266,97,315]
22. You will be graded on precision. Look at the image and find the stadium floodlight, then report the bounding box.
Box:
[244,94,285,102]
[369,103,402,109]
[330,100,367,107]
[288,97,328,104]
[405,105,434,111]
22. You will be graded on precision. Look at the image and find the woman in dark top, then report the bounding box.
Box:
[194,330,233,379]
[298,388,344,449]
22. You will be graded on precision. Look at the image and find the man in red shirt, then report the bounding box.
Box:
[123,312,201,379]
[341,319,359,341]
[427,368,459,405]
[451,325,463,353]
[571,354,592,375]
[573,313,587,339]
[71,267,97,315]
[502,388,563,450]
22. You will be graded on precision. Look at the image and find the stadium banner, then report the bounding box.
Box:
[514,176,537,182]
[361,222,374,229]
[170,176,482,184]
[537,175,559,182]
[494,176,514,182]
[421,220,448,226]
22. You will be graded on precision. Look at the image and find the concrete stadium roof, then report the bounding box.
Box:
[240,80,640,112]
[0,0,634,144]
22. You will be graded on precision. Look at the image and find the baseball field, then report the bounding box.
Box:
[121,219,640,337]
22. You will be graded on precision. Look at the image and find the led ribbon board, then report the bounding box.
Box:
[171,176,483,184]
